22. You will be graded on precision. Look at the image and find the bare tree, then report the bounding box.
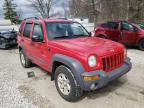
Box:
[61,0,71,18]
[70,0,85,17]
[69,0,144,23]
[29,0,53,18]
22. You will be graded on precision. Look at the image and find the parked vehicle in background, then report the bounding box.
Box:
[0,28,17,49]
[18,18,131,101]
[95,21,144,50]
[138,23,144,29]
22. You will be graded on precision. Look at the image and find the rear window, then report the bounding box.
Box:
[23,23,32,38]
[101,23,108,28]
[101,22,118,29]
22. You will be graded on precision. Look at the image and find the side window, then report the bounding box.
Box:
[101,23,108,28]
[122,22,134,31]
[32,23,43,41]
[23,23,33,38]
[107,22,118,29]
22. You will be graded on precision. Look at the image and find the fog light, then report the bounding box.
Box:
[83,75,100,81]
[90,83,98,90]
[90,83,96,90]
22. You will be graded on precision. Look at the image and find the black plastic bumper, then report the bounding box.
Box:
[81,57,132,91]
[0,39,17,49]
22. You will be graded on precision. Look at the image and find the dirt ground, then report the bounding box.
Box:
[0,47,144,108]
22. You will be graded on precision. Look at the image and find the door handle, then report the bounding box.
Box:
[48,48,51,51]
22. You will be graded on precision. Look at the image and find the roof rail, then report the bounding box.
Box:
[49,18,67,20]
[57,18,67,20]
[24,17,39,20]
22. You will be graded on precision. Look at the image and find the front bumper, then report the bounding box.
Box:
[0,39,17,49]
[81,57,132,91]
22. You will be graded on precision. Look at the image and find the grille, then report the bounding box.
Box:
[0,38,5,44]
[102,52,124,72]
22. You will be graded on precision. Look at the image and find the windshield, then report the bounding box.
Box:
[46,22,89,40]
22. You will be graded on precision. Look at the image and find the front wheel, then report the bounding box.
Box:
[138,39,144,51]
[55,65,83,101]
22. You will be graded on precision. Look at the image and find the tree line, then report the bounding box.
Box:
[3,0,21,24]
[3,0,144,24]
[70,0,144,23]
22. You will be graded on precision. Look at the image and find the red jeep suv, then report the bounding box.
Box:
[18,18,132,101]
[94,21,144,50]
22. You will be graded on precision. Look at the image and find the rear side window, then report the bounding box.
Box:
[101,22,118,29]
[101,23,108,28]
[23,23,33,38]
[107,22,118,29]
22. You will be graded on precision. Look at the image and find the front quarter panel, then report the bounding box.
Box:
[51,54,86,89]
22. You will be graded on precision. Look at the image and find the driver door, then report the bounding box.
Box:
[120,22,137,44]
[30,22,49,70]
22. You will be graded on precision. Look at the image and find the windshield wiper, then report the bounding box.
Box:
[53,35,89,39]
[73,34,89,37]
[53,36,70,39]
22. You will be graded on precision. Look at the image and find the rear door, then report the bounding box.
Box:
[17,21,25,44]
[105,22,120,41]
[120,22,137,44]
[30,22,50,70]
[22,22,33,58]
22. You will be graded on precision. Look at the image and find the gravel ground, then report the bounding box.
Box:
[0,47,144,108]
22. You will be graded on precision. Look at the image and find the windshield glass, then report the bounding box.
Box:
[46,22,89,40]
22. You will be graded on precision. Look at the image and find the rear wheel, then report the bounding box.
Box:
[20,50,31,68]
[55,65,83,101]
[138,39,144,51]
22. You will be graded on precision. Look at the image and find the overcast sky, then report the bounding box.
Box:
[0,0,69,19]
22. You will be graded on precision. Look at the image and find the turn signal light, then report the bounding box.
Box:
[83,75,100,81]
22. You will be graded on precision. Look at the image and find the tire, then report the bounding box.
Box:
[19,50,31,68]
[55,65,83,101]
[138,39,144,51]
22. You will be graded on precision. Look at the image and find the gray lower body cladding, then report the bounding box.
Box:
[52,54,131,91]
[80,58,132,91]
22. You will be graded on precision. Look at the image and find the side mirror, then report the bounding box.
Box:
[134,27,139,32]
[32,35,42,42]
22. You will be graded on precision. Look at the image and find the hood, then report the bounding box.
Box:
[0,31,17,39]
[139,28,144,33]
[51,37,124,57]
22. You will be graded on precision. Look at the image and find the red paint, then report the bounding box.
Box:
[18,19,126,73]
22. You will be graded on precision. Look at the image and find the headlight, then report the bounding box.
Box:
[88,56,97,67]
